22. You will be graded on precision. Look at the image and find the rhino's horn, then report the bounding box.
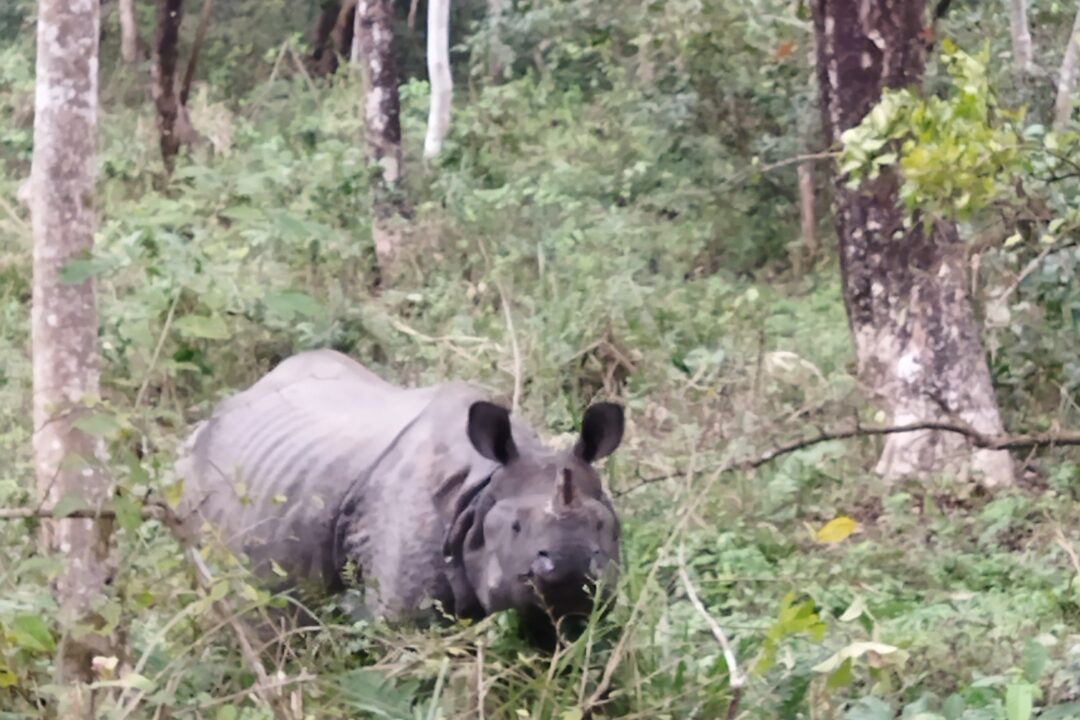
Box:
[555,467,576,508]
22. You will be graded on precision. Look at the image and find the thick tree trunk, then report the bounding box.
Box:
[152,0,184,171]
[310,1,340,77]
[355,0,406,274]
[119,0,138,63]
[1008,0,1035,75]
[423,0,452,159]
[1053,7,1080,131]
[30,0,120,709]
[812,0,1014,486]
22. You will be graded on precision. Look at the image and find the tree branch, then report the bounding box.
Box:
[677,543,744,719]
[616,421,1080,497]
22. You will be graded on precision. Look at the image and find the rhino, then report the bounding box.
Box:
[175,349,625,647]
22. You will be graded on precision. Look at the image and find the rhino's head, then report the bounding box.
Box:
[445,400,624,643]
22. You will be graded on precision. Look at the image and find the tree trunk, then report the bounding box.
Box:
[119,0,138,63]
[30,0,120,710]
[1053,6,1080,131]
[152,0,184,171]
[355,0,406,275]
[309,1,342,77]
[797,163,817,254]
[423,0,452,159]
[811,0,1015,486]
[487,0,507,82]
[1008,0,1035,76]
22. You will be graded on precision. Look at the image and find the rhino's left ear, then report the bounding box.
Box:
[573,402,625,463]
[468,401,519,464]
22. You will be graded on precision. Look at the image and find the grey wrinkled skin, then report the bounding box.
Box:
[175,349,624,646]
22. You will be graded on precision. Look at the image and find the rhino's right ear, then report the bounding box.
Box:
[468,401,519,464]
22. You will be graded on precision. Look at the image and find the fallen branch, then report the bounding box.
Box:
[677,542,744,720]
[617,420,1080,497]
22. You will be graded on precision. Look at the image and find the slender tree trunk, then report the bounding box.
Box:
[812,0,1014,486]
[355,0,406,275]
[1053,6,1080,131]
[119,0,138,63]
[797,163,817,254]
[152,0,183,171]
[487,0,507,82]
[331,0,357,68]
[31,0,120,710]
[1008,0,1035,76]
[424,0,452,159]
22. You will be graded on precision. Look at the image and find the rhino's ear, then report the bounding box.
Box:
[468,401,519,465]
[574,402,625,463]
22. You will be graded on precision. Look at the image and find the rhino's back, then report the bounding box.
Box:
[177,349,442,583]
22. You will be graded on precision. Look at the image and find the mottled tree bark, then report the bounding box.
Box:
[1053,7,1080,131]
[812,0,1014,486]
[355,0,406,274]
[423,0,452,159]
[151,0,184,171]
[487,0,508,82]
[30,0,120,709]
[1008,0,1034,76]
[119,0,138,63]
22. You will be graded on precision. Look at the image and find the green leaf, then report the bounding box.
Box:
[0,666,16,688]
[216,707,239,720]
[73,412,122,439]
[52,492,90,518]
[1006,683,1034,720]
[59,255,113,285]
[10,614,56,653]
[112,495,143,534]
[164,480,184,510]
[175,314,230,340]
[825,658,854,691]
[942,694,965,720]
[264,290,322,320]
[1022,639,1048,683]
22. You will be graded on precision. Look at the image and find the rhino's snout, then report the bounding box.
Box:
[526,547,603,591]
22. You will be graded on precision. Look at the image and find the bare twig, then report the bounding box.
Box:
[495,280,523,414]
[756,150,840,174]
[1055,524,1080,577]
[996,237,1080,305]
[616,420,1080,497]
[476,641,486,720]
[677,543,744,719]
[179,0,215,106]
[134,292,180,410]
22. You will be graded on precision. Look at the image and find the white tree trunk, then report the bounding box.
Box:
[1053,6,1080,131]
[487,0,507,82]
[119,0,138,63]
[1008,0,1034,75]
[31,0,120,708]
[423,0,452,159]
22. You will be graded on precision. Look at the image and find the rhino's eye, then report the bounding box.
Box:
[511,520,522,534]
